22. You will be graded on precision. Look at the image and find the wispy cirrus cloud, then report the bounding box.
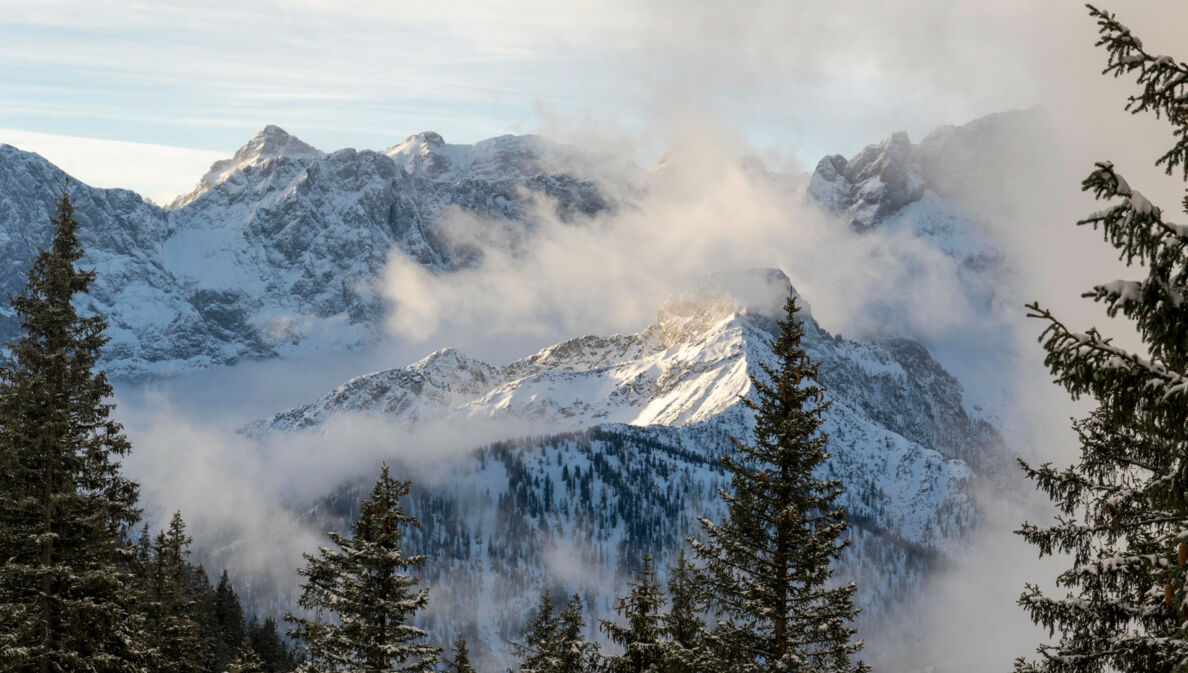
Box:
[9,0,1185,182]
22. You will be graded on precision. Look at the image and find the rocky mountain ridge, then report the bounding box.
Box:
[0,108,1046,381]
[241,268,994,669]
[0,127,615,378]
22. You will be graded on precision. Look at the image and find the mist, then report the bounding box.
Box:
[80,2,1188,671]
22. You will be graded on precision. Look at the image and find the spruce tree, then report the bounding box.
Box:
[690,294,866,673]
[248,617,299,673]
[601,556,666,673]
[227,642,265,673]
[0,190,142,672]
[444,638,475,673]
[1016,6,1188,672]
[553,594,597,673]
[286,465,438,673]
[143,512,206,673]
[513,591,559,673]
[178,563,218,672]
[513,591,597,673]
[209,570,247,672]
[658,551,702,673]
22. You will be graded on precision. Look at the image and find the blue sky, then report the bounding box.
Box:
[2,0,1181,203]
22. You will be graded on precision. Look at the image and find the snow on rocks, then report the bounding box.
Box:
[0,129,617,379]
[251,267,993,595]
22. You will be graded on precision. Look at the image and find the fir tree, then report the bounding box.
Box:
[227,642,265,673]
[553,594,597,673]
[690,294,866,673]
[209,570,247,672]
[143,512,206,673]
[0,190,142,673]
[601,556,666,673]
[1016,6,1188,672]
[286,465,438,673]
[658,551,702,673]
[512,591,597,673]
[181,564,216,672]
[513,591,559,673]
[248,617,299,673]
[444,638,475,673]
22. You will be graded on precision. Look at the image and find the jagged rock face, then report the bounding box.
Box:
[170,124,324,210]
[810,131,925,231]
[245,270,993,664]
[808,106,1049,233]
[0,111,1046,380]
[0,144,174,360]
[0,128,617,378]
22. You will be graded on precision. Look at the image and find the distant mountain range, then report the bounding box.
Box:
[0,126,619,378]
[0,108,1045,380]
[0,109,1048,669]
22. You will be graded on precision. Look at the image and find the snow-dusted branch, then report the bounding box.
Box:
[1026,302,1188,401]
[1089,4,1188,178]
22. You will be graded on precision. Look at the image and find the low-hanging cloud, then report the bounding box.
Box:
[92,3,1188,667]
[116,385,565,604]
[383,121,993,353]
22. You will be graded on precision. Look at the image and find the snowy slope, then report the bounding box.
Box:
[244,269,994,666]
[0,129,620,378]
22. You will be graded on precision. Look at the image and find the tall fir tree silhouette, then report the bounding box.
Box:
[691,293,866,673]
[1018,6,1188,672]
[0,189,142,673]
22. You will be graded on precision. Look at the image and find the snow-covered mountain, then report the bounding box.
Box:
[0,110,1046,383]
[242,268,997,667]
[802,107,1055,434]
[0,113,1049,669]
[0,128,619,378]
[806,106,1050,288]
[808,107,1046,229]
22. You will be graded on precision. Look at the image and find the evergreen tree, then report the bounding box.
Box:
[658,551,702,673]
[226,642,265,673]
[177,563,216,672]
[512,591,597,673]
[553,594,597,673]
[286,465,438,672]
[143,512,206,673]
[209,570,247,672]
[444,638,475,673]
[1016,6,1188,672]
[601,556,665,673]
[690,294,866,673]
[513,591,559,673]
[0,190,142,672]
[248,617,299,673]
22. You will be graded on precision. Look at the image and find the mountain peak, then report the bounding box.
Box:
[409,131,445,147]
[169,125,324,208]
[384,131,457,177]
[236,125,320,163]
[387,131,446,156]
[808,107,1053,231]
[808,127,924,231]
[652,268,798,348]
